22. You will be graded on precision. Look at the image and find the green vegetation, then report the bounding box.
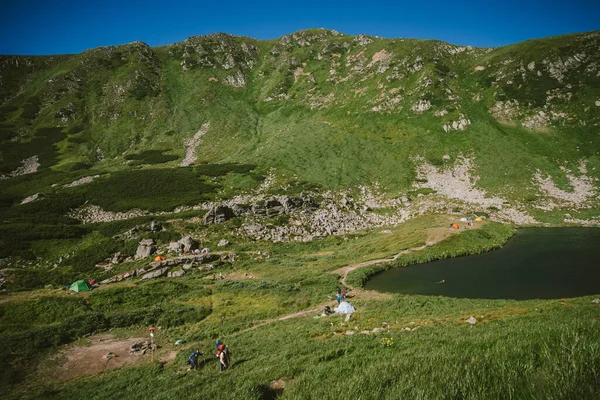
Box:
[124,150,178,165]
[1,219,598,399]
[0,29,599,399]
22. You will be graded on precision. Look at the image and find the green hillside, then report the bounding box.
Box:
[1,29,599,399]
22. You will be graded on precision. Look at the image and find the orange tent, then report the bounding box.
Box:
[154,255,165,261]
[451,223,459,229]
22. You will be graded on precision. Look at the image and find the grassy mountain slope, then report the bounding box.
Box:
[0,27,599,276]
[1,29,598,186]
[1,29,600,399]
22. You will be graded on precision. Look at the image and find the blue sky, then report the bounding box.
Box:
[0,0,599,55]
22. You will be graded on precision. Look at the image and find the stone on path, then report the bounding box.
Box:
[465,316,477,325]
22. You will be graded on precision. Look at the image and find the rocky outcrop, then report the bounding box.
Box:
[63,175,100,188]
[135,239,156,259]
[147,254,220,269]
[443,115,471,132]
[140,267,168,281]
[168,269,185,278]
[224,70,246,88]
[411,100,432,114]
[180,122,210,167]
[179,236,198,252]
[21,193,44,204]
[203,205,236,224]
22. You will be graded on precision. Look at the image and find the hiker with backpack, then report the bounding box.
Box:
[215,340,230,372]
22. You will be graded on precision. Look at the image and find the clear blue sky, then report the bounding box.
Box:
[1,0,599,55]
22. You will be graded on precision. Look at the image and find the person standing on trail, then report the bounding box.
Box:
[215,340,230,372]
[336,292,343,305]
[188,348,202,370]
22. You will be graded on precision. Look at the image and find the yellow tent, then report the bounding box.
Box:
[474,217,483,222]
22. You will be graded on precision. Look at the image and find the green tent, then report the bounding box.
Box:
[69,280,92,293]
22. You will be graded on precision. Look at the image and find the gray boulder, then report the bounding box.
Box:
[168,269,185,278]
[135,239,156,260]
[141,267,168,281]
[168,241,183,253]
[179,236,198,252]
[217,239,230,247]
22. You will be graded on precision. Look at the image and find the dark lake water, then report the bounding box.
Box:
[363,228,600,300]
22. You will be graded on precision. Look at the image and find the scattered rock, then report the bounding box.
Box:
[129,341,156,355]
[465,316,477,325]
[217,239,230,247]
[411,99,432,114]
[592,298,600,304]
[345,330,355,336]
[68,205,146,224]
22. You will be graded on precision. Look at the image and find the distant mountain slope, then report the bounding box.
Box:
[0,28,598,201]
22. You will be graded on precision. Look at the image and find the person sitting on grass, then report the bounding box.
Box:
[187,348,202,371]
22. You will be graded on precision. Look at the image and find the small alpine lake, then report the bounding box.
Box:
[364,228,600,299]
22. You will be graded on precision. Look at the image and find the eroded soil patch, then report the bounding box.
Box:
[50,334,147,381]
